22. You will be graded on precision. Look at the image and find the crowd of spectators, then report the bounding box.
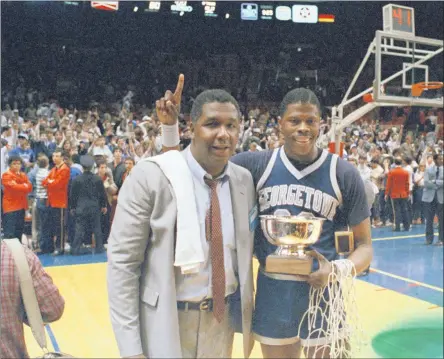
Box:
[1,85,443,254]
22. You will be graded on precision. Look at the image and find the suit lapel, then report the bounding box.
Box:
[229,167,249,287]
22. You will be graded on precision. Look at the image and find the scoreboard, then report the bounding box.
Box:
[140,1,335,24]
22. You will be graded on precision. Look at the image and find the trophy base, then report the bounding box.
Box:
[266,254,313,276]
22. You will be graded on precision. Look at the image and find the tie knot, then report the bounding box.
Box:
[204,177,219,190]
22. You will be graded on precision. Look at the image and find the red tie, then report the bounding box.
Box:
[204,177,226,322]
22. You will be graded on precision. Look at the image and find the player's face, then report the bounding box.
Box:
[191,102,240,176]
[279,103,320,161]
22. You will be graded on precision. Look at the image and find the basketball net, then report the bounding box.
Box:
[298,259,366,358]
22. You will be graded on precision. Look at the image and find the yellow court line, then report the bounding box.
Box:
[370,267,444,293]
[373,232,438,241]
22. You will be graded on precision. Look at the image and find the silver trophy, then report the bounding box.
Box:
[260,213,325,275]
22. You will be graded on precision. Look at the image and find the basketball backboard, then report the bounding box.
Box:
[373,30,443,107]
[326,3,443,152]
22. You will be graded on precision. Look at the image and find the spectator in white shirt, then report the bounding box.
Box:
[412,164,425,224]
[89,136,113,163]
[358,154,372,182]
[1,139,9,175]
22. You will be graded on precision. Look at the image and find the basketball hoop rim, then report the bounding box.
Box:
[411,81,443,97]
[412,81,444,90]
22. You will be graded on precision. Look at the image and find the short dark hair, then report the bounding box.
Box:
[190,89,240,124]
[37,155,49,168]
[8,155,23,165]
[279,88,321,117]
[125,157,135,165]
[72,154,80,164]
[96,159,107,167]
[53,148,63,155]
[394,157,403,166]
[404,156,412,165]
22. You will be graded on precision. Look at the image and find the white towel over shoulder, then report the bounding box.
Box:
[144,150,203,274]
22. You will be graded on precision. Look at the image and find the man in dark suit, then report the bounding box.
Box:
[385,157,410,231]
[69,155,107,255]
[422,153,443,245]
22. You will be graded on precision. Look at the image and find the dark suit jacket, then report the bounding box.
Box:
[69,171,107,214]
[385,166,410,199]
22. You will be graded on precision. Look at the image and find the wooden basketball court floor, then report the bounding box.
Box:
[24,225,443,358]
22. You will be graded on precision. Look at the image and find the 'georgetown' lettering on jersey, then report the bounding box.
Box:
[255,146,343,267]
[259,184,339,221]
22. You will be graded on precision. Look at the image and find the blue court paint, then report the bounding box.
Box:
[359,271,443,306]
[38,226,443,306]
[370,236,443,288]
[371,224,430,238]
[45,325,60,352]
[38,251,107,267]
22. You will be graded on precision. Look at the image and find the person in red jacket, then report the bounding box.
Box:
[385,157,411,231]
[1,155,32,241]
[42,148,70,255]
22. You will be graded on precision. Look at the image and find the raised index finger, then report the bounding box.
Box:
[173,73,184,103]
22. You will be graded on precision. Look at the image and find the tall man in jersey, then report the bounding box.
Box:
[161,85,373,359]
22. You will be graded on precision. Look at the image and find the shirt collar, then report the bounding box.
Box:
[184,145,230,187]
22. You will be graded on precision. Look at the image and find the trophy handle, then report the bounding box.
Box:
[260,219,278,246]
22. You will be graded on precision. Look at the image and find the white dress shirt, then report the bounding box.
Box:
[358,164,372,182]
[175,147,237,302]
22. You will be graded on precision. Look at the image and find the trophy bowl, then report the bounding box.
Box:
[260,213,325,275]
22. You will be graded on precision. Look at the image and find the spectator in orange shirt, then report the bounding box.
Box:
[385,157,411,232]
[42,149,70,255]
[1,155,32,241]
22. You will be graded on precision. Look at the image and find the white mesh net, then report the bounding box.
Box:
[298,259,365,358]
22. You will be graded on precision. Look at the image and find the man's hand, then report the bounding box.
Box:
[155,74,184,126]
[306,250,333,289]
[101,207,108,215]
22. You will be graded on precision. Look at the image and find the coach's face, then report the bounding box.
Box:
[191,102,240,177]
[279,103,320,162]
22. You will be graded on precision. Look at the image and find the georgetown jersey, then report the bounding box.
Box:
[253,147,344,267]
[231,146,370,269]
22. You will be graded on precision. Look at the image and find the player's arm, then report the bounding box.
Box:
[156,74,184,153]
[342,165,373,274]
[347,218,372,274]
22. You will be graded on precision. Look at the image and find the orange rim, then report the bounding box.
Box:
[363,93,374,103]
[411,81,443,97]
